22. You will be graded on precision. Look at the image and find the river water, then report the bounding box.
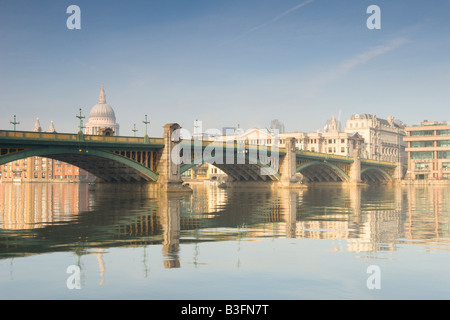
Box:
[0,182,449,300]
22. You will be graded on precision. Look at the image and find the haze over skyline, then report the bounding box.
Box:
[1,0,449,136]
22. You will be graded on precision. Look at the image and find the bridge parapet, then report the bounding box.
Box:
[0,130,164,145]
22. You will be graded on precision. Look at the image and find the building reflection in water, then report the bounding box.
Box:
[1,182,450,272]
[0,183,90,229]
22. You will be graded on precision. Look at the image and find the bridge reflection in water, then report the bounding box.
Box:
[1,183,450,270]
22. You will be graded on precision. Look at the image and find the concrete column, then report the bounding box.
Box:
[157,123,191,192]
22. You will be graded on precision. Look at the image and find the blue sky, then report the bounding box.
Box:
[1,0,449,136]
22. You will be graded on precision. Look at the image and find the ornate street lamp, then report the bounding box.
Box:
[143,114,150,136]
[10,115,20,131]
[142,114,150,143]
[132,124,138,137]
[76,108,85,133]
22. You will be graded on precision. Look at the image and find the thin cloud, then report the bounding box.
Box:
[304,38,410,96]
[220,0,315,46]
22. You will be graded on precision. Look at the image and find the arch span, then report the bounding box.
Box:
[296,161,350,182]
[361,167,393,183]
[0,148,159,182]
[180,153,281,182]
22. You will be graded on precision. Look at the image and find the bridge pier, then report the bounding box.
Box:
[278,138,305,189]
[346,145,365,185]
[393,162,404,183]
[348,149,361,184]
[157,123,192,192]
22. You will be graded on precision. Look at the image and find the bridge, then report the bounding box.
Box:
[0,123,402,190]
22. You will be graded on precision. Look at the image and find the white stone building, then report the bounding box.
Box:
[344,114,406,163]
[213,116,364,158]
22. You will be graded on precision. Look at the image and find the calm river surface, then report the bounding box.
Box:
[0,182,449,300]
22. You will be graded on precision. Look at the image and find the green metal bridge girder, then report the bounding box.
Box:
[180,152,282,181]
[295,160,351,182]
[360,167,393,182]
[0,147,159,182]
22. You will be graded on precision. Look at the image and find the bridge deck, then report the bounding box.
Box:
[0,130,164,150]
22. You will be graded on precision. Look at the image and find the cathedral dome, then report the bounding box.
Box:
[89,102,116,120]
[84,84,120,136]
[88,84,116,121]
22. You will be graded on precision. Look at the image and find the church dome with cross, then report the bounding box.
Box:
[84,84,120,136]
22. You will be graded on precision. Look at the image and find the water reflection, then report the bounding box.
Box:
[1,182,450,269]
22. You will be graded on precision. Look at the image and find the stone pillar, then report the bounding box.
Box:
[278,138,299,187]
[393,148,404,182]
[393,162,404,182]
[349,147,361,184]
[157,123,191,192]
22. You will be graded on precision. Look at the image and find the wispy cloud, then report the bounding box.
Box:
[303,37,410,97]
[220,0,315,46]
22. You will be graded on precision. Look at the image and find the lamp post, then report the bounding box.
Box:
[76,108,85,133]
[76,108,86,141]
[132,124,138,137]
[143,114,150,136]
[10,115,20,131]
[143,114,150,143]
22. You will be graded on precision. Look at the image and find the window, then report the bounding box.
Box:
[411,141,434,148]
[442,163,450,171]
[341,147,345,153]
[438,151,450,159]
[438,140,450,147]
[411,151,433,159]
[415,162,430,171]
[438,130,450,136]
[411,130,434,136]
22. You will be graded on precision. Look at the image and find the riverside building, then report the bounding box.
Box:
[404,120,450,180]
[344,114,407,164]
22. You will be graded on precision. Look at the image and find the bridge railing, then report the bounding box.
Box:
[181,139,287,153]
[295,149,396,166]
[0,130,164,144]
[296,149,353,161]
[360,158,396,167]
